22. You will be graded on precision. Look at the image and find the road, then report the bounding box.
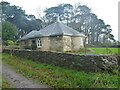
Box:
[2,62,50,89]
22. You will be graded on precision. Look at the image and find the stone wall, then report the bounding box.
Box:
[63,36,72,52]
[19,35,85,52]
[3,49,119,72]
[19,40,28,48]
[50,36,64,52]
[19,39,36,48]
[71,36,84,51]
[37,37,50,51]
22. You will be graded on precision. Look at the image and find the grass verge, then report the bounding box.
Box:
[2,53,119,88]
[2,76,14,88]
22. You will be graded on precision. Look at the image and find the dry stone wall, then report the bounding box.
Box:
[3,49,119,72]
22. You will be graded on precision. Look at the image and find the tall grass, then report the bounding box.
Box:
[2,76,14,88]
[2,53,119,88]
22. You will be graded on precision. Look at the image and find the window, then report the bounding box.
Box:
[37,39,42,47]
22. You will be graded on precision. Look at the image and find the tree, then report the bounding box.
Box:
[2,1,115,46]
[1,1,43,38]
[62,4,73,24]
[109,34,115,41]
[42,3,115,46]
[44,4,73,24]
[2,21,18,41]
[1,1,27,37]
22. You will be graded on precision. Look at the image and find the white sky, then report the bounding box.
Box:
[2,0,119,41]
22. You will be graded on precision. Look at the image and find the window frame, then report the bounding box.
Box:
[36,39,42,48]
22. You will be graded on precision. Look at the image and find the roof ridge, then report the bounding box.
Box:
[58,22,73,35]
[52,22,57,34]
[57,22,64,34]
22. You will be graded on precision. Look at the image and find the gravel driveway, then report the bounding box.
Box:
[2,62,50,89]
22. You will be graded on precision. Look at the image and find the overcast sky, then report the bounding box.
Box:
[2,0,119,41]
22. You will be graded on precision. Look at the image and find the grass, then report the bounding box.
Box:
[0,66,13,88]
[2,53,119,88]
[2,76,14,88]
[75,48,120,54]
[0,53,13,89]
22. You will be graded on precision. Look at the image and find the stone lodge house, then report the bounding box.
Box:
[18,21,86,52]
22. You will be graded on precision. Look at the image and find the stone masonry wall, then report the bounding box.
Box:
[50,36,64,52]
[37,37,50,51]
[63,36,72,52]
[71,36,84,51]
[3,49,119,72]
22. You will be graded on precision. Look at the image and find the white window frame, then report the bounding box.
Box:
[37,39,42,48]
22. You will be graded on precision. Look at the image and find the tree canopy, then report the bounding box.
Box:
[2,21,18,41]
[43,3,116,46]
[1,1,116,46]
[1,1,43,38]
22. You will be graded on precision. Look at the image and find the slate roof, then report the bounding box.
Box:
[19,31,39,40]
[19,22,85,41]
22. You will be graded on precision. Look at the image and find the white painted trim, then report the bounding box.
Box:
[36,39,42,48]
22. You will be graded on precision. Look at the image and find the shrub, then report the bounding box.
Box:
[6,40,14,46]
[31,43,37,50]
[24,45,31,49]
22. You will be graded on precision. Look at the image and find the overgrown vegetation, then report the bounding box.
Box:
[2,53,119,88]
[2,76,14,88]
[31,43,37,50]
[24,44,37,50]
